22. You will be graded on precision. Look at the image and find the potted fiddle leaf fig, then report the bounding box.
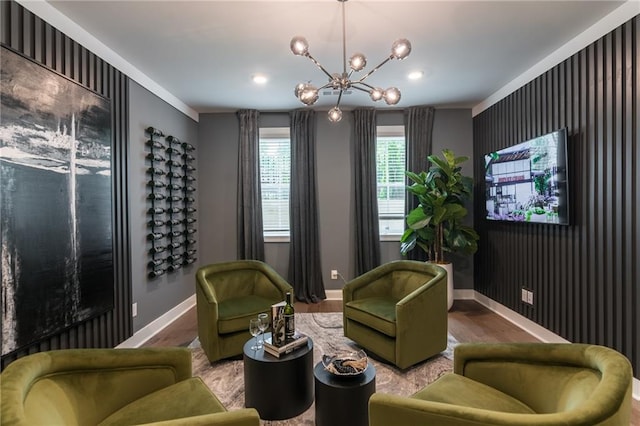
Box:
[400,149,479,309]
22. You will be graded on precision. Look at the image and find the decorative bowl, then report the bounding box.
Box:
[321,349,368,377]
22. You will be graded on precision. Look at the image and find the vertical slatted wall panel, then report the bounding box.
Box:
[1,1,131,368]
[473,16,638,375]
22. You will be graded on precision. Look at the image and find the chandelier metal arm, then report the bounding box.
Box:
[353,55,393,85]
[318,82,335,91]
[356,81,375,90]
[306,53,335,81]
[349,85,371,95]
[335,89,344,107]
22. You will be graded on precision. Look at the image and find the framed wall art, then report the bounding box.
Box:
[1,45,114,356]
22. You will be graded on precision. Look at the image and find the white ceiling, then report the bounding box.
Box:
[45,0,634,117]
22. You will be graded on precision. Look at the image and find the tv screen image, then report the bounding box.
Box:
[484,128,569,225]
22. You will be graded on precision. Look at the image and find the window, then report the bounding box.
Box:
[376,126,406,239]
[259,127,290,240]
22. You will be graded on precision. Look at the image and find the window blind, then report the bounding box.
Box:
[376,128,406,236]
[259,131,290,236]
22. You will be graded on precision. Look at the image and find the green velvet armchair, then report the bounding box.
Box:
[369,342,633,426]
[196,260,293,362]
[342,260,448,369]
[0,347,260,426]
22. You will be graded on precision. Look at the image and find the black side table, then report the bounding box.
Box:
[314,361,376,426]
[243,333,314,420]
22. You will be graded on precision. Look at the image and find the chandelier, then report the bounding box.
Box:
[290,0,411,122]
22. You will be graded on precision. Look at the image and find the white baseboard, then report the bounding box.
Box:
[453,289,476,300]
[325,289,342,300]
[116,294,196,348]
[473,292,570,344]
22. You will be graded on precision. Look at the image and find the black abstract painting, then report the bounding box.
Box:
[1,46,114,356]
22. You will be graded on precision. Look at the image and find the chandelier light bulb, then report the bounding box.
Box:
[383,87,401,105]
[328,107,343,122]
[391,38,412,60]
[294,82,306,98]
[370,87,384,102]
[349,53,367,72]
[290,36,309,56]
[299,84,319,105]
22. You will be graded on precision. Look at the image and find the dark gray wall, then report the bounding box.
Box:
[128,81,199,332]
[198,113,240,265]
[432,109,475,290]
[197,109,473,291]
[473,16,638,376]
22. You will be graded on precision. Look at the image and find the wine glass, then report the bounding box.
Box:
[249,318,260,350]
[258,313,269,347]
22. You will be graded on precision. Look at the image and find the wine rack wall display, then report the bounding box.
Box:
[146,126,197,279]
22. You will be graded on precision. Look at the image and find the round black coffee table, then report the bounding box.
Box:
[242,333,314,420]
[314,361,376,426]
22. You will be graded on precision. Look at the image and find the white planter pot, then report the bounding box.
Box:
[428,261,454,311]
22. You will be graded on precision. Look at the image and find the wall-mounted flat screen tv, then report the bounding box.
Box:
[484,128,569,225]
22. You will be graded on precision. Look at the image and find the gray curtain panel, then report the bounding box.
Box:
[404,106,435,261]
[236,109,265,261]
[353,108,381,276]
[288,110,326,303]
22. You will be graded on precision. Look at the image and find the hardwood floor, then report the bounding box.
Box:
[144,299,639,424]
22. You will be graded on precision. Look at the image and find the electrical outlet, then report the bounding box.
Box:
[527,290,534,305]
[521,288,528,303]
[331,270,338,280]
[132,302,138,318]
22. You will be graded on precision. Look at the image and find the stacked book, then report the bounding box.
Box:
[264,332,308,358]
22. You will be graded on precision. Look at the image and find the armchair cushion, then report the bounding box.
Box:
[344,297,397,337]
[412,374,535,414]
[218,294,278,334]
[99,377,226,425]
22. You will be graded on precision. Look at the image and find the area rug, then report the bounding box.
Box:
[190,312,456,425]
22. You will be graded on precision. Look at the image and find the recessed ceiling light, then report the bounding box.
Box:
[252,74,268,84]
[408,71,424,80]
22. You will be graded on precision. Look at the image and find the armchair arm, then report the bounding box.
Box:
[394,271,447,369]
[196,267,219,305]
[454,343,631,376]
[145,408,261,426]
[196,280,220,362]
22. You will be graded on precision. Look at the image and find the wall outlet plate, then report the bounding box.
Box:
[331,270,338,280]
